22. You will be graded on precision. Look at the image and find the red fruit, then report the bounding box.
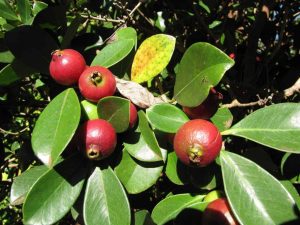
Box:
[229,53,235,60]
[182,88,223,120]
[129,102,138,128]
[78,119,117,160]
[79,66,116,102]
[173,119,222,167]
[49,49,86,85]
[202,198,239,225]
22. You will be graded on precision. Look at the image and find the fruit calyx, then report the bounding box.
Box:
[90,71,103,86]
[87,144,102,160]
[188,144,204,163]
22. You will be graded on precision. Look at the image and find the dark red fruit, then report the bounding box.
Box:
[79,66,116,102]
[49,49,86,85]
[173,119,222,167]
[78,119,117,160]
[182,88,223,120]
[202,198,239,225]
[129,102,138,128]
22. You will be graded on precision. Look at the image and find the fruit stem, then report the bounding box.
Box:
[188,145,203,163]
[91,72,103,86]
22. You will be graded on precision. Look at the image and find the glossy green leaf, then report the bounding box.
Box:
[174,42,234,107]
[81,100,98,120]
[0,0,19,20]
[0,50,14,63]
[116,27,137,47]
[115,148,166,194]
[281,152,300,183]
[31,89,81,167]
[211,107,233,132]
[32,1,48,15]
[5,25,59,74]
[222,103,300,153]
[17,0,32,24]
[146,103,189,133]
[23,155,86,225]
[188,162,222,191]
[83,167,131,225]
[151,194,205,225]
[131,34,175,83]
[134,210,155,225]
[220,150,299,225]
[165,151,189,185]
[10,165,48,205]
[0,59,35,86]
[124,111,162,162]
[97,96,130,133]
[91,39,134,67]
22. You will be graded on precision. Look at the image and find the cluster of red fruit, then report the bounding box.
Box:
[49,49,137,161]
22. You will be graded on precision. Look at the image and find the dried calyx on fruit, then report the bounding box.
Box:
[77,119,117,160]
[173,119,222,167]
[79,66,116,102]
[49,49,86,85]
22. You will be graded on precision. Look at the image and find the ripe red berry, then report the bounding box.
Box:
[78,119,117,160]
[202,198,239,225]
[173,119,222,167]
[182,88,223,120]
[79,66,116,103]
[129,102,138,128]
[49,49,86,85]
[229,53,235,60]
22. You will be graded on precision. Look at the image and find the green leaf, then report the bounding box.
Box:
[211,107,233,132]
[208,20,222,29]
[97,96,130,133]
[32,1,48,16]
[115,148,166,194]
[31,88,81,167]
[124,111,162,162]
[151,194,205,225]
[17,0,32,24]
[281,152,300,183]
[91,39,135,68]
[115,27,137,45]
[5,25,59,74]
[134,210,155,225]
[0,0,19,20]
[10,165,48,205]
[146,103,189,133]
[165,151,189,185]
[83,167,131,225]
[131,34,175,83]
[0,59,35,86]
[174,42,234,107]
[198,0,211,13]
[222,103,300,153]
[220,150,299,225]
[0,50,14,63]
[23,155,86,225]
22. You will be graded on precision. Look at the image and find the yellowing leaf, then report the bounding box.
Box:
[131,34,175,83]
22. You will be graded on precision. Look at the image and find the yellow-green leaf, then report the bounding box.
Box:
[131,34,175,83]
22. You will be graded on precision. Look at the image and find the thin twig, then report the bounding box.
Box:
[0,127,28,136]
[80,14,125,23]
[222,98,269,109]
[284,77,300,98]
